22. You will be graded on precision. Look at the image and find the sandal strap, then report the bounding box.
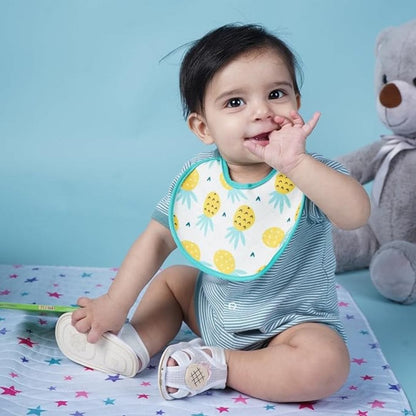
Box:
[160,344,227,400]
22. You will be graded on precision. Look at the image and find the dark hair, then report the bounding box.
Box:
[179,23,303,119]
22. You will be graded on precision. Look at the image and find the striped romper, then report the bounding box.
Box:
[152,149,346,351]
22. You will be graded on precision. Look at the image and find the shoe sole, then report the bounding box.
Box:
[55,312,139,377]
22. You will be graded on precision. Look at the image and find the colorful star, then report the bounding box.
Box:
[361,375,373,381]
[0,290,11,295]
[352,358,366,365]
[389,383,401,391]
[401,409,412,415]
[137,393,149,399]
[10,372,18,378]
[25,277,38,283]
[38,319,48,326]
[75,390,89,398]
[21,356,29,363]
[265,404,276,410]
[106,374,122,382]
[141,381,151,386]
[369,400,385,408]
[18,337,37,347]
[45,358,62,365]
[338,301,349,307]
[47,291,62,298]
[104,397,115,405]
[70,412,85,416]
[299,401,316,409]
[9,274,18,278]
[0,328,8,335]
[82,273,92,278]
[1,385,21,396]
[64,375,73,381]
[156,411,166,415]
[191,413,205,416]
[216,407,229,413]
[56,400,67,407]
[27,406,46,415]
[232,394,249,404]
[349,385,358,390]
[357,411,368,416]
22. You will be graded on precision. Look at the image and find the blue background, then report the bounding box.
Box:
[1,1,416,409]
[1,0,415,268]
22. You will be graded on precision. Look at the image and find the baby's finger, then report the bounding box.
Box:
[74,316,92,334]
[87,324,105,344]
[273,115,292,128]
[289,111,305,126]
[303,112,321,134]
[77,296,91,307]
[71,307,86,324]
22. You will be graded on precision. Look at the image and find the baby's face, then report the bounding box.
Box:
[198,48,300,178]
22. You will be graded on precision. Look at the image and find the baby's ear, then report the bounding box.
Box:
[296,94,301,110]
[187,113,214,145]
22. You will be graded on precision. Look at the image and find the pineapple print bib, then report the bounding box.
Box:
[169,156,304,282]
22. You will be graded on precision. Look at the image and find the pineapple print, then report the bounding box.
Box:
[226,205,255,249]
[177,169,199,209]
[214,249,235,274]
[295,202,302,220]
[172,214,179,231]
[220,173,247,203]
[181,240,201,261]
[262,227,285,248]
[196,191,221,235]
[269,173,295,213]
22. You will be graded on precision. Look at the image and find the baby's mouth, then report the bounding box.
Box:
[246,132,270,146]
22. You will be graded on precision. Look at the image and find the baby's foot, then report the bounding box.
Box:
[158,338,227,400]
[55,313,140,377]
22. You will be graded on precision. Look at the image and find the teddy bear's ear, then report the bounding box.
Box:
[375,26,394,54]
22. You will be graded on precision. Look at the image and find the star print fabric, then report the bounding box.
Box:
[0,265,412,415]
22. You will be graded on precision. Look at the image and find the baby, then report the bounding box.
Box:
[56,23,370,402]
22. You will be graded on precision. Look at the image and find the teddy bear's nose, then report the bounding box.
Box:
[379,83,402,108]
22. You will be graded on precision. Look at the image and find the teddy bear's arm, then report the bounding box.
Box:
[337,140,383,185]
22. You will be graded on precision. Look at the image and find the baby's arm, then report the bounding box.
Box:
[71,219,176,343]
[244,111,370,230]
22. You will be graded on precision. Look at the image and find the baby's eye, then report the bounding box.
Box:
[226,98,244,108]
[269,89,285,99]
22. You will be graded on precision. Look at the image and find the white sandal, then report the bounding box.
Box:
[158,338,227,400]
[55,312,146,377]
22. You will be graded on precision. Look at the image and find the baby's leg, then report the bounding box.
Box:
[226,322,349,402]
[128,265,201,359]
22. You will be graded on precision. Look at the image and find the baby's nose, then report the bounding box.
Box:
[253,103,273,120]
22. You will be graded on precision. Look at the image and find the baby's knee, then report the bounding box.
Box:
[300,342,350,399]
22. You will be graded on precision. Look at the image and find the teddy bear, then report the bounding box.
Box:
[332,19,416,304]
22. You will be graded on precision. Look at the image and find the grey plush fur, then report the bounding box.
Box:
[333,20,416,304]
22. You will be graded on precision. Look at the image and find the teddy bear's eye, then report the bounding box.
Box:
[382,74,388,84]
[413,78,416,87]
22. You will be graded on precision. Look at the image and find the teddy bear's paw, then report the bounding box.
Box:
[370,241,416,304]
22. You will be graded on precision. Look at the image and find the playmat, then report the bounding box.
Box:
[0,264,412,415]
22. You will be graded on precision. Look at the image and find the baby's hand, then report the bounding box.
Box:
[244,111,320,175]
[71,294,127,343]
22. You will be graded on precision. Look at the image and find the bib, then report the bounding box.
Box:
[169,157,304,281]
